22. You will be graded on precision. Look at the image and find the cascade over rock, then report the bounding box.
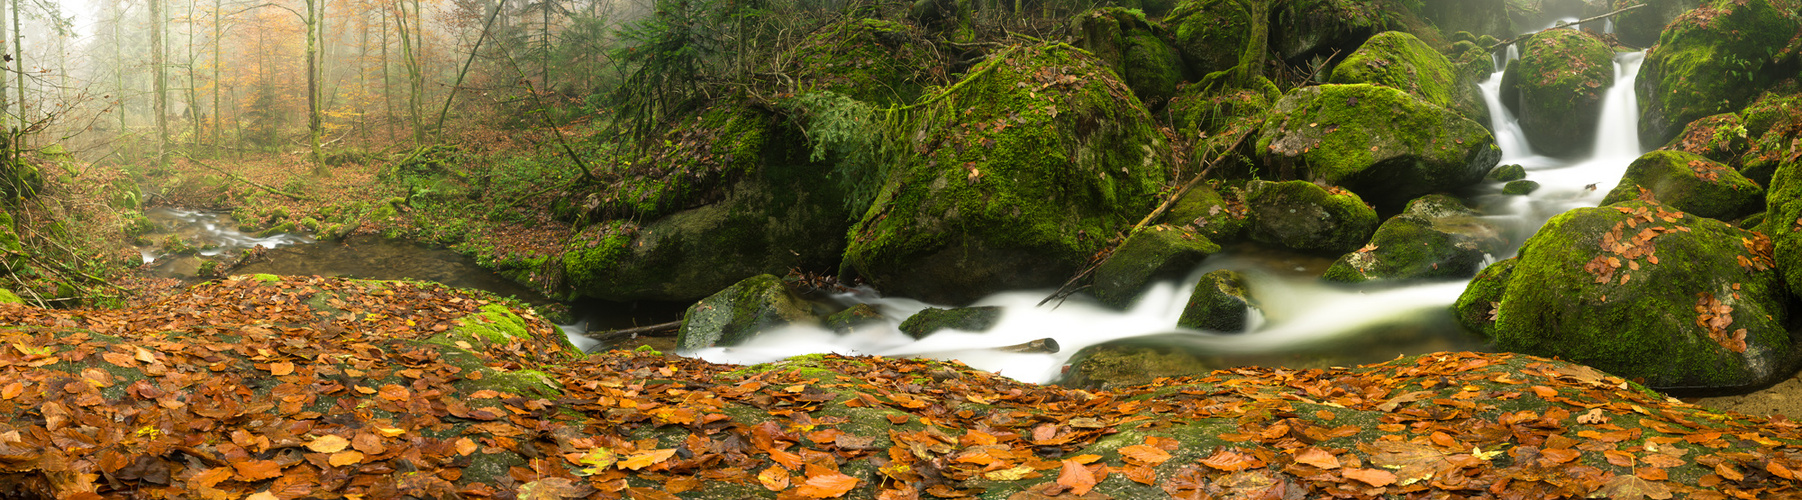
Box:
[1178,269,1258,332]
[1324,194,1509,283]
[1507,28,1614,158]
[1254,84,1500,208]
[1635,0,1800,150]
[1455,201,1799,390]
[844,44,1169,305]
[562,106,849,302]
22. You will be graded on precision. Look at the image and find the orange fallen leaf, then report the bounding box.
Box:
[758,465,790,491]
[231,459,283,481]
[619,448,677,470]
[328,450,364,467]
[795,471,859,498]
[268,361,294,376]
[306,434,350,453]
[1294,447,1341,469]
[1056,459,1099,496]
[1118,444,1171,466]
[454,437,479,456]
[1342,468,1396,487]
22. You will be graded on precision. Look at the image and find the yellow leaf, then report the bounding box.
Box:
[619,448,677,470]
[328,450,364,467]
[306,434,350,453]
[983,465,1036,481]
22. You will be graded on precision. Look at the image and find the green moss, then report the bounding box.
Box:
[1512,28,1613,157]
[1167,0,1256,77]
[1253,84,1500,208]
[1071,8,1189,106]
[823,303,885,333]
[897,306,1002,339]
[1177,269,1254,331]
[252,274,281,282]
[1325,194,1506,283]
[674,274,819,349]
[1635,0,1799,149]
[1485,163,1526,182]
[1243,180,1380,254]
[1329,31,1462,112]
[1766,160,1802,295]
[1453,257,1515,337]
[1599,150,1764,221]
[1501,179,1540,195]
[1090,225,1221,308]
[1160,182,1248,242]
[1486,201,1796,389]
[0,288,18,304]
[792,19,936,107]
[844,43,1170,304]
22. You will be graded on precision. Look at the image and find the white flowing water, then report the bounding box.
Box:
[676,45,1653,385]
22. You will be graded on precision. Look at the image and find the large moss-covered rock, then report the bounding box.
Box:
[1509,29,1613,157]
[1766,158,1802,298]
[844,44,1170,305]
[1269,0,1390,65]
[1069,8,1189,107]
[1164,84,1274,179]
[1254,84,1501,208]
[1636,0,1800,150]
[1600,150,1764,220]
[1243,180,1379,254]
[1452,256,1514,337]
[897,306,1002,338]
[1090,225,1222,308]
[1612,0,1706,48]
[675,274,820,350]
[791,19,938,107]
[1166,0,1258,78]
[1158,181,1248,242]
[1661,113,1752,171]
[1177,269,1258,332]
[1324,194,1509,283]
[1738,90,1802,186]
[563,105,848,302]
[1330,31,1490,126]
[1453,200,1798,389]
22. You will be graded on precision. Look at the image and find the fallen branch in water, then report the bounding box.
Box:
[1037,131,1250,307]
[584,320,682,342]
[1487,3,1647,51]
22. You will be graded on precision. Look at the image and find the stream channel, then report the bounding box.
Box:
[140,21,1659,386]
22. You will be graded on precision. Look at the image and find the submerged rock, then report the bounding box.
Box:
[675,274,820,350]
[844,44,1169,305]
[1069,8,1188,107]
[1254,84,1500,208]
[1243,180,1379,255]
[1601,150,1764,221]
[1485,163,1526,182]
[1090,225,1221,309]
[1452,256,1514,337]
[1324,194,1508,283]
[1501,180,1540,195]
[1454,201,1798,389]
[1636,0,1799,150]
[823,303,886,333]
[1178,269,1258,332]
[898,306,1002,338]
[1508,29,1613,158]
[563,105,848,302]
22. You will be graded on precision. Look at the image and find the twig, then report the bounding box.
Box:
[583,320,681,342]
[1487,4,1647,51]
[1037,131,1251,307]
[173,151,313,201]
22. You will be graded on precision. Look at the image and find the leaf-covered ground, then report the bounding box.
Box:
[2,276,1800,499]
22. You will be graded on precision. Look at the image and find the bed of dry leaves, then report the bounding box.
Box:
[1,276,1801,499]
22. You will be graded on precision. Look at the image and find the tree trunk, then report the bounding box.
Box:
[151,0,168,166]
[1231,0,1270,89]
[212,0,221,146]
[306,0,324,174]
[11,0,23,136]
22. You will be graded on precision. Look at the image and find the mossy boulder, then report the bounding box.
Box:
[1164,85,1274,179]
[1158,181,1248,242]
[1765,159,1802,297]
[844,44,1170,305]
[1507,28,1614,158]
[1058,337,1216,389]
[1254,84,1501,208]
[1486,163,1527,182]
[1635,0,1800,150]
[1502,179,1541,195]
[1069,8,1189,107]
[1738,91,1802,186]
[1660,113,1751,169]
[675,274,820,350]
[1329,31,1485,124]
[823,303,886,333]
[1452,256,1514,337]
[1090,225,1222,308]
[1324,194,1509,283]
[1243,180,1380,254]
[1419,0,1512,39]
[1612,0,1707,48]
[563,105,849,302]
[791,19,937,107]
[1166,0,1258,78]
[1268,0,1390,65]
[1177,269,1258,332]
[897,306,1002,339]
[1453,200,1798,389]
[1600,150,1764,221]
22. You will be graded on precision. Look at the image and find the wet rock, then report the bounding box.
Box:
[1269,0,1390,65]
[1177,269,1257,332]
[1329,31,1485,124]
[1486,163,1527,182]
[1243,180,1379,255]
[1612,0,1704,47]
[1452,257,1514,337]
[1090,225,1222,309]
[1600,150,1764,221]
[823,303,886,334]
[1507,29,1613,158]
[792,19,937,107]
[563,105,849,302]
[1324,194,1508,283]
[1502,180,1540,195]
[898,306,1002,339]
[1636,0,1799,150]
[1253,84,1500,208]
[1158,182,1248,243]
[1069,8,1188,107]
[1058,337,1215,389]
[675,274,820,350]
[844,44,1169,305]
[1453,200,1798,390]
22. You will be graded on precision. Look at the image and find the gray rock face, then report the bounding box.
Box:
[675,274,820,350]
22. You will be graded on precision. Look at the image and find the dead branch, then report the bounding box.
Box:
[1487,4,1648,51]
